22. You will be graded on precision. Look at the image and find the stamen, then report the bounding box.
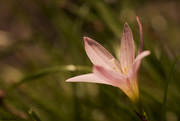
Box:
[124,67,130,75]
[110,58,120,72]
[110,58,116,70]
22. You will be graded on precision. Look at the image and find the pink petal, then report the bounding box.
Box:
[66,73,113,86]
[93,66,126,87]
[94,66,139,102]
[120,23,135,74]
[136,16,143,55]
[127,50,150,78]
[84,37,122,73]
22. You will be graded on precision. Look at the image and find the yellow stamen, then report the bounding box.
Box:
[124,66,130,75]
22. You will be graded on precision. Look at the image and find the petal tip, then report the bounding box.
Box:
[83,36,88,40]
[83,37,88,42]
[147,50,151,55]
[84,37,93,45]
[124,22,129,27]
[136,16,142,27]
[123,22,131,33]
[65,79,71,82]
[84,37,91,46]
[136,16,139,21]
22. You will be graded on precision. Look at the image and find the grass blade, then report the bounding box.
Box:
[162,54,180,121]
[7,65,91,92]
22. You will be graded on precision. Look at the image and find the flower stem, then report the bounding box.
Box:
[134,110,148,121]
[133,96,148,121]
[29,109,41,121]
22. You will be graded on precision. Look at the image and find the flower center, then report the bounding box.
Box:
[124,66,130,76]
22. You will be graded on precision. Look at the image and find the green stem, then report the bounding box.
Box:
[134,98,148,121]
[131,93,148,120]
[134,110,147,121]
[29,109,41,121]
[162,54,180,121]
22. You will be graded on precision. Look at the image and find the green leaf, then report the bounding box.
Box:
[7,65,91,92]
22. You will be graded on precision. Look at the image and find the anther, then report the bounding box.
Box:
[124,67,130,75]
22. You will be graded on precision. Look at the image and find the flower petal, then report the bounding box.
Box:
[120,23,135,74]
[66,73,113,86]
[136,16,143,55]
[128,50,150,78]
[93,66,126,87]
[84,37,122,72]
[94,66,139,102]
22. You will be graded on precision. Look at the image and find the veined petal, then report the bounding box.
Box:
[93,66,126,87]
[122,78,140,102]
[66,73,113,86]
[136,16,143,55]
[128,50,150,78]
[84,37,122,73]
[120,23,135,74]
[93,66,138,102]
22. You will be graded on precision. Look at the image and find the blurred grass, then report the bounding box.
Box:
[0,0,180,121]
[162,54,180,121]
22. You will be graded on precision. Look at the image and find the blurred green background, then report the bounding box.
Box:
[0,0,180,121]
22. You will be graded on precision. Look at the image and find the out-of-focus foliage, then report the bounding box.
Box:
[0,0,180,121]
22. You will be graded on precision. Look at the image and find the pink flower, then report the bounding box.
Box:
[66,17,150,102]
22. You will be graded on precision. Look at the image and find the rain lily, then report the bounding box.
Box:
[66,17,150,103]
